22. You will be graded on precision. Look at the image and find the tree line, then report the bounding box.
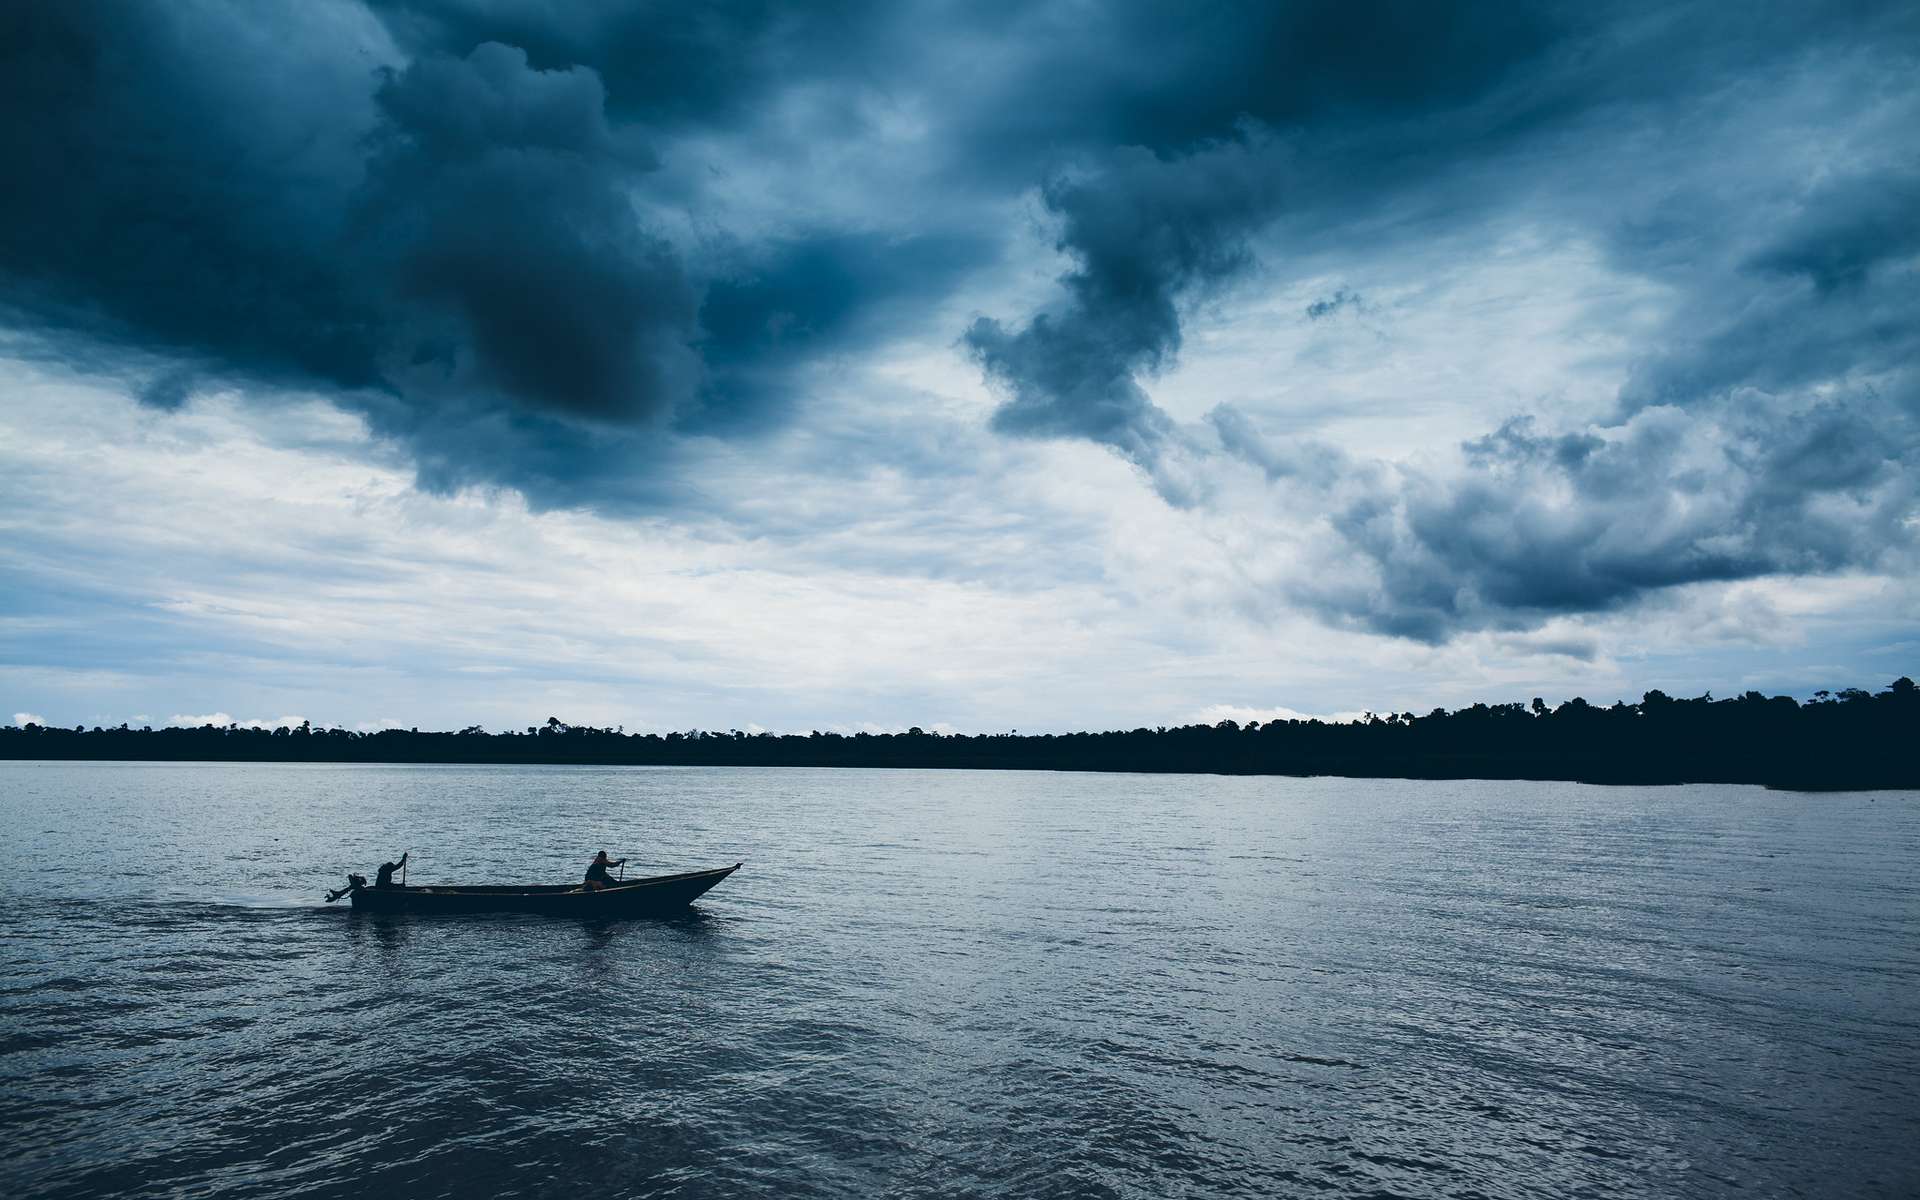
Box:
[3,679,1913,789]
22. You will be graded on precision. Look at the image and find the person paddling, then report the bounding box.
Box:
[375,852,408,889]
[583,850,628,890]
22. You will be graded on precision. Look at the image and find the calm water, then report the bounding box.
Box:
[1,764,1916,1199]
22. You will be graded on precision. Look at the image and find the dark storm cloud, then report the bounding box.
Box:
[1616,170,1920,430]
[1302,391,1917,642]
[688,231,988,433]
[0,1,385,388]
[947,1,1567,174]
[1745,169,1920,294]
[0,1,969,508]
[362,41,698,423]
[964,133,1283,469]
[372,1,1556,161]
[0,2,708,505]
[366,0,892,128]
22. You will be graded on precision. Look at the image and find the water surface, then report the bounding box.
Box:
[2,764,1915,1198]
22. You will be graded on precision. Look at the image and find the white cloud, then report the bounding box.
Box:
[166,712,307,730]
[1184,704,1367,727]
[13,712,45,727]
[1159,228,1673,457]
[167,712,237,728]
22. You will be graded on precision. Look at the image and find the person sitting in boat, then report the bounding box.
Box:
[374,852,408,889]
[583,850,628,890]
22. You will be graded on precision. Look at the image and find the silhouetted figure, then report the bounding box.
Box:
[375,853,408,889]
[584,850,627,891]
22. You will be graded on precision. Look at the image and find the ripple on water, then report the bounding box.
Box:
[0,766,1916,1199]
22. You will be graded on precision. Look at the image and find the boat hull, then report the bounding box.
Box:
[347,863,742,915]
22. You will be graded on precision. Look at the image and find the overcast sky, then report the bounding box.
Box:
[3,1,1916,734]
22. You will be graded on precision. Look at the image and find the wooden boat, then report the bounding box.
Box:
[342,863,742,915]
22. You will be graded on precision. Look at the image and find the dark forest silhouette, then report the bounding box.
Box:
[3,679,1913,790]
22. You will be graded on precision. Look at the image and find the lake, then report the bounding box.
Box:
[1,764,1915,1198]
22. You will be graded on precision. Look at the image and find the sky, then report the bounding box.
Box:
[2,0,1917,734]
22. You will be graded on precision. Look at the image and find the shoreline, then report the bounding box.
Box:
[2,752,1910,792]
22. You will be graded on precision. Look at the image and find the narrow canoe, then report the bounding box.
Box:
[346,863,742,915]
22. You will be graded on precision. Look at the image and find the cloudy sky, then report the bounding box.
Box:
[3,1,1916,734]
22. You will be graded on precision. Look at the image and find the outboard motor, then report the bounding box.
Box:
[324,873,368,903]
